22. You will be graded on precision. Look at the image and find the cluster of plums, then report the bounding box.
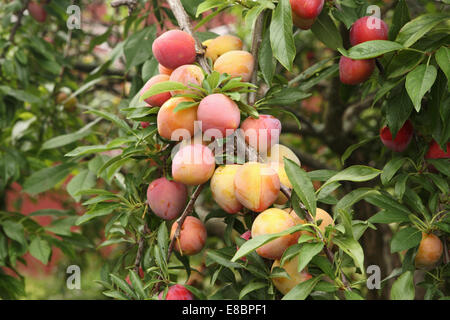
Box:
[143,28,338,297]
[339,16,389,85]
[379,118,450,162]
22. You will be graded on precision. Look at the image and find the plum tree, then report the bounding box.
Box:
[147,177,187,220]
[234,162,280,212]
[170,216,207,256]
[152,30,197,69]
[379,120,414,152]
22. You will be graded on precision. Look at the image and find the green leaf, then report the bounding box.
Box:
[396,13,450,48]
[284,159,316,218]
[341,40,404,60]
[142,57,159,82]
[207,250,243,269]
[66,169,96,202]
[231,224,307,262]
[307,170,338,181]
[157,222,169,258]
[124,26,156,70]
[372,78,403,107]
[282,275,322,300]
[435,46,450,84]
[259,28,276,86]
[239,282,267,300]
[295,242,324,273]
[427,159,450,176]
[196,0,223,17]
[390,227,422,253]
[109,273,137,299]
[381,158,407,185]
[86,109,132,134]
[334,188,379,216]
[140,81,188,101]
[311,255,335,279]
[311,9,342,50]
[270,0,295,71]
[41,119,101,150]
[29,237,51,264]
[391,271,415,300]
[388,0,410,40]
[319,166,381,192]
[333,236,365,273]
[23,162,76,195]
[386,86,414,136]
[345,290,365,300]
[386,51,424,79]
[298,64,339,91]
[366,191,411,215]
[405,64,437,112]
[341,137,377,164]
[65,145,120,158]
[260,87,311,106]
[0,86,41,104]
[75,203,120,225]
[128,270,146,299]
[173,101,199,113]
[1,221,26,247]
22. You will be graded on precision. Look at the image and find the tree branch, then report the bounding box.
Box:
[166,0,211,73]
[111,0,138,15]
[133,224,150,273]
[248,11,265,105]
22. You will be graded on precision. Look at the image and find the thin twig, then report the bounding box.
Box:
[154,184,205,294]
[1,0,31,58]
[248,11,265,105]
[133,224,150,273]
[111,0,138,15]
[375,59,384,75]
